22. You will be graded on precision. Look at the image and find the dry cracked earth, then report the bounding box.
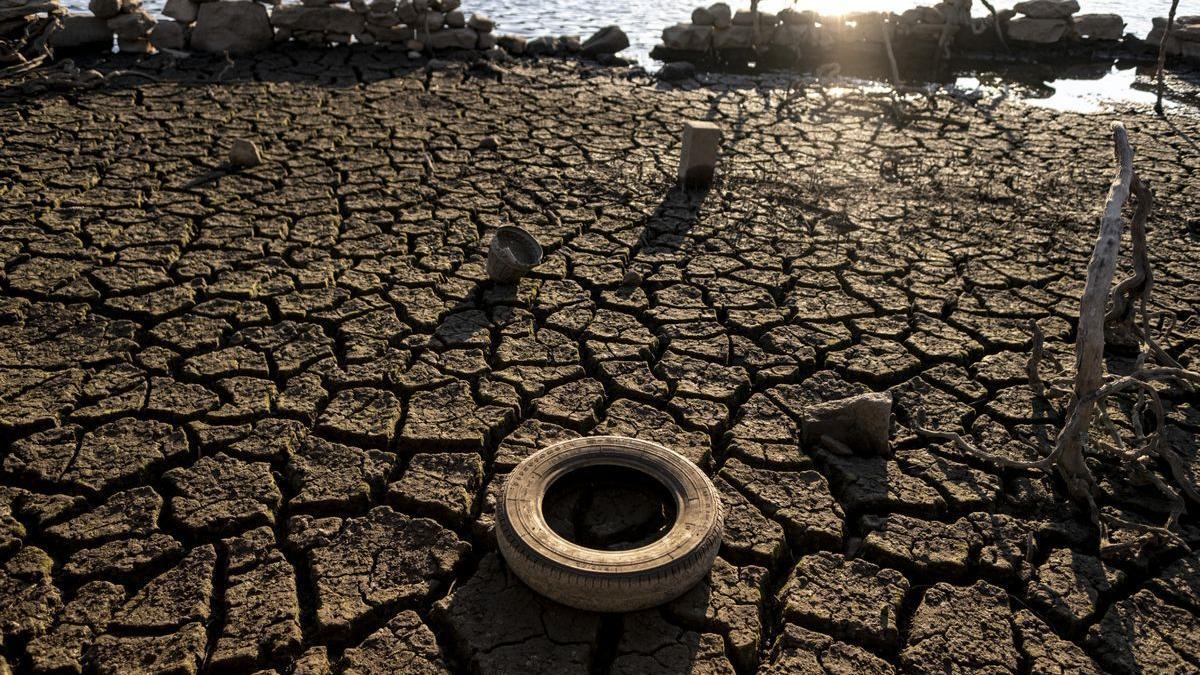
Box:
[0,48,1199,675]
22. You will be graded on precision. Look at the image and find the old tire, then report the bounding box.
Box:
[496,436,723,613]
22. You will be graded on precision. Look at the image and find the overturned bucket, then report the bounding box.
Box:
[486,226,543,283]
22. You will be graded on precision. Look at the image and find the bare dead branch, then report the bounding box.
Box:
[1156,0,1182,116]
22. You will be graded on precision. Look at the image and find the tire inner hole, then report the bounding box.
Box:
[541,465,678,551]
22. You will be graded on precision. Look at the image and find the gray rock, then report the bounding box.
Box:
[1075,13,1123,40]
[497,33,525,54]
[88,0,132,21]
[657,60,696,81]
[49,15,112,50]
[150,20,187,50]
[107,10,154,41]
[162,0,198,23]
[271,5,364,34]
[1013,0,1079,18]
[800,391,892,455]
[229,139,262,168]
[466,12,492,31]
[662,23,712,51]
[1006,16,1069,43]
[580,25,628,56]
[427,26,476,50]
[191,1,273,54]
[712,25,755,50]
[525,35,556,56]
[115,37,152,53]
[708,2,732,28]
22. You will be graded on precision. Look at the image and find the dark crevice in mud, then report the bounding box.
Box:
[200,543,230,670]
[589,614,624,675]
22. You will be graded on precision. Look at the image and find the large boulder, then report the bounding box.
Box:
[580,25,628,56]
[1013,0,1079,19]
[1074,13,1123,40]
[662,23,712,51]
[49,15,112,50]
[271,6,364,35]
[1006,17,1069,43]
[191,1,273,53]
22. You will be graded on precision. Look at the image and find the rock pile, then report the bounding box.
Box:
[1148,15,1200,60]
[1006,0,1123,44]
[45,0,629,61]
[655,0,1139,67]
[89,0,153,52]
[52,0,503,55]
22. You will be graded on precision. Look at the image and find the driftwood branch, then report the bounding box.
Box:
[914,121,1200,557]
[1049,122,1136,502]
[978,0,1010,52]
[1156,0,1182,115]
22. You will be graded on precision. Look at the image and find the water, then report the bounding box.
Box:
[74,0,1171,110]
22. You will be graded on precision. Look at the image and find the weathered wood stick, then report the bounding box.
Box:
[1050,122,1134,501]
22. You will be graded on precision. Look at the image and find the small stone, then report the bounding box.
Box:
[580,25,629,56]
[230,139,263,168]
[466,12,492,31]
[658,61,696,81]
[801,391,892,454]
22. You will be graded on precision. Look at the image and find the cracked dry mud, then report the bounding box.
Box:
[0,48,1199,675]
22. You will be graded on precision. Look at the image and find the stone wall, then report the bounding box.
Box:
[47,0,500,55]
[655,0,1193,67]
